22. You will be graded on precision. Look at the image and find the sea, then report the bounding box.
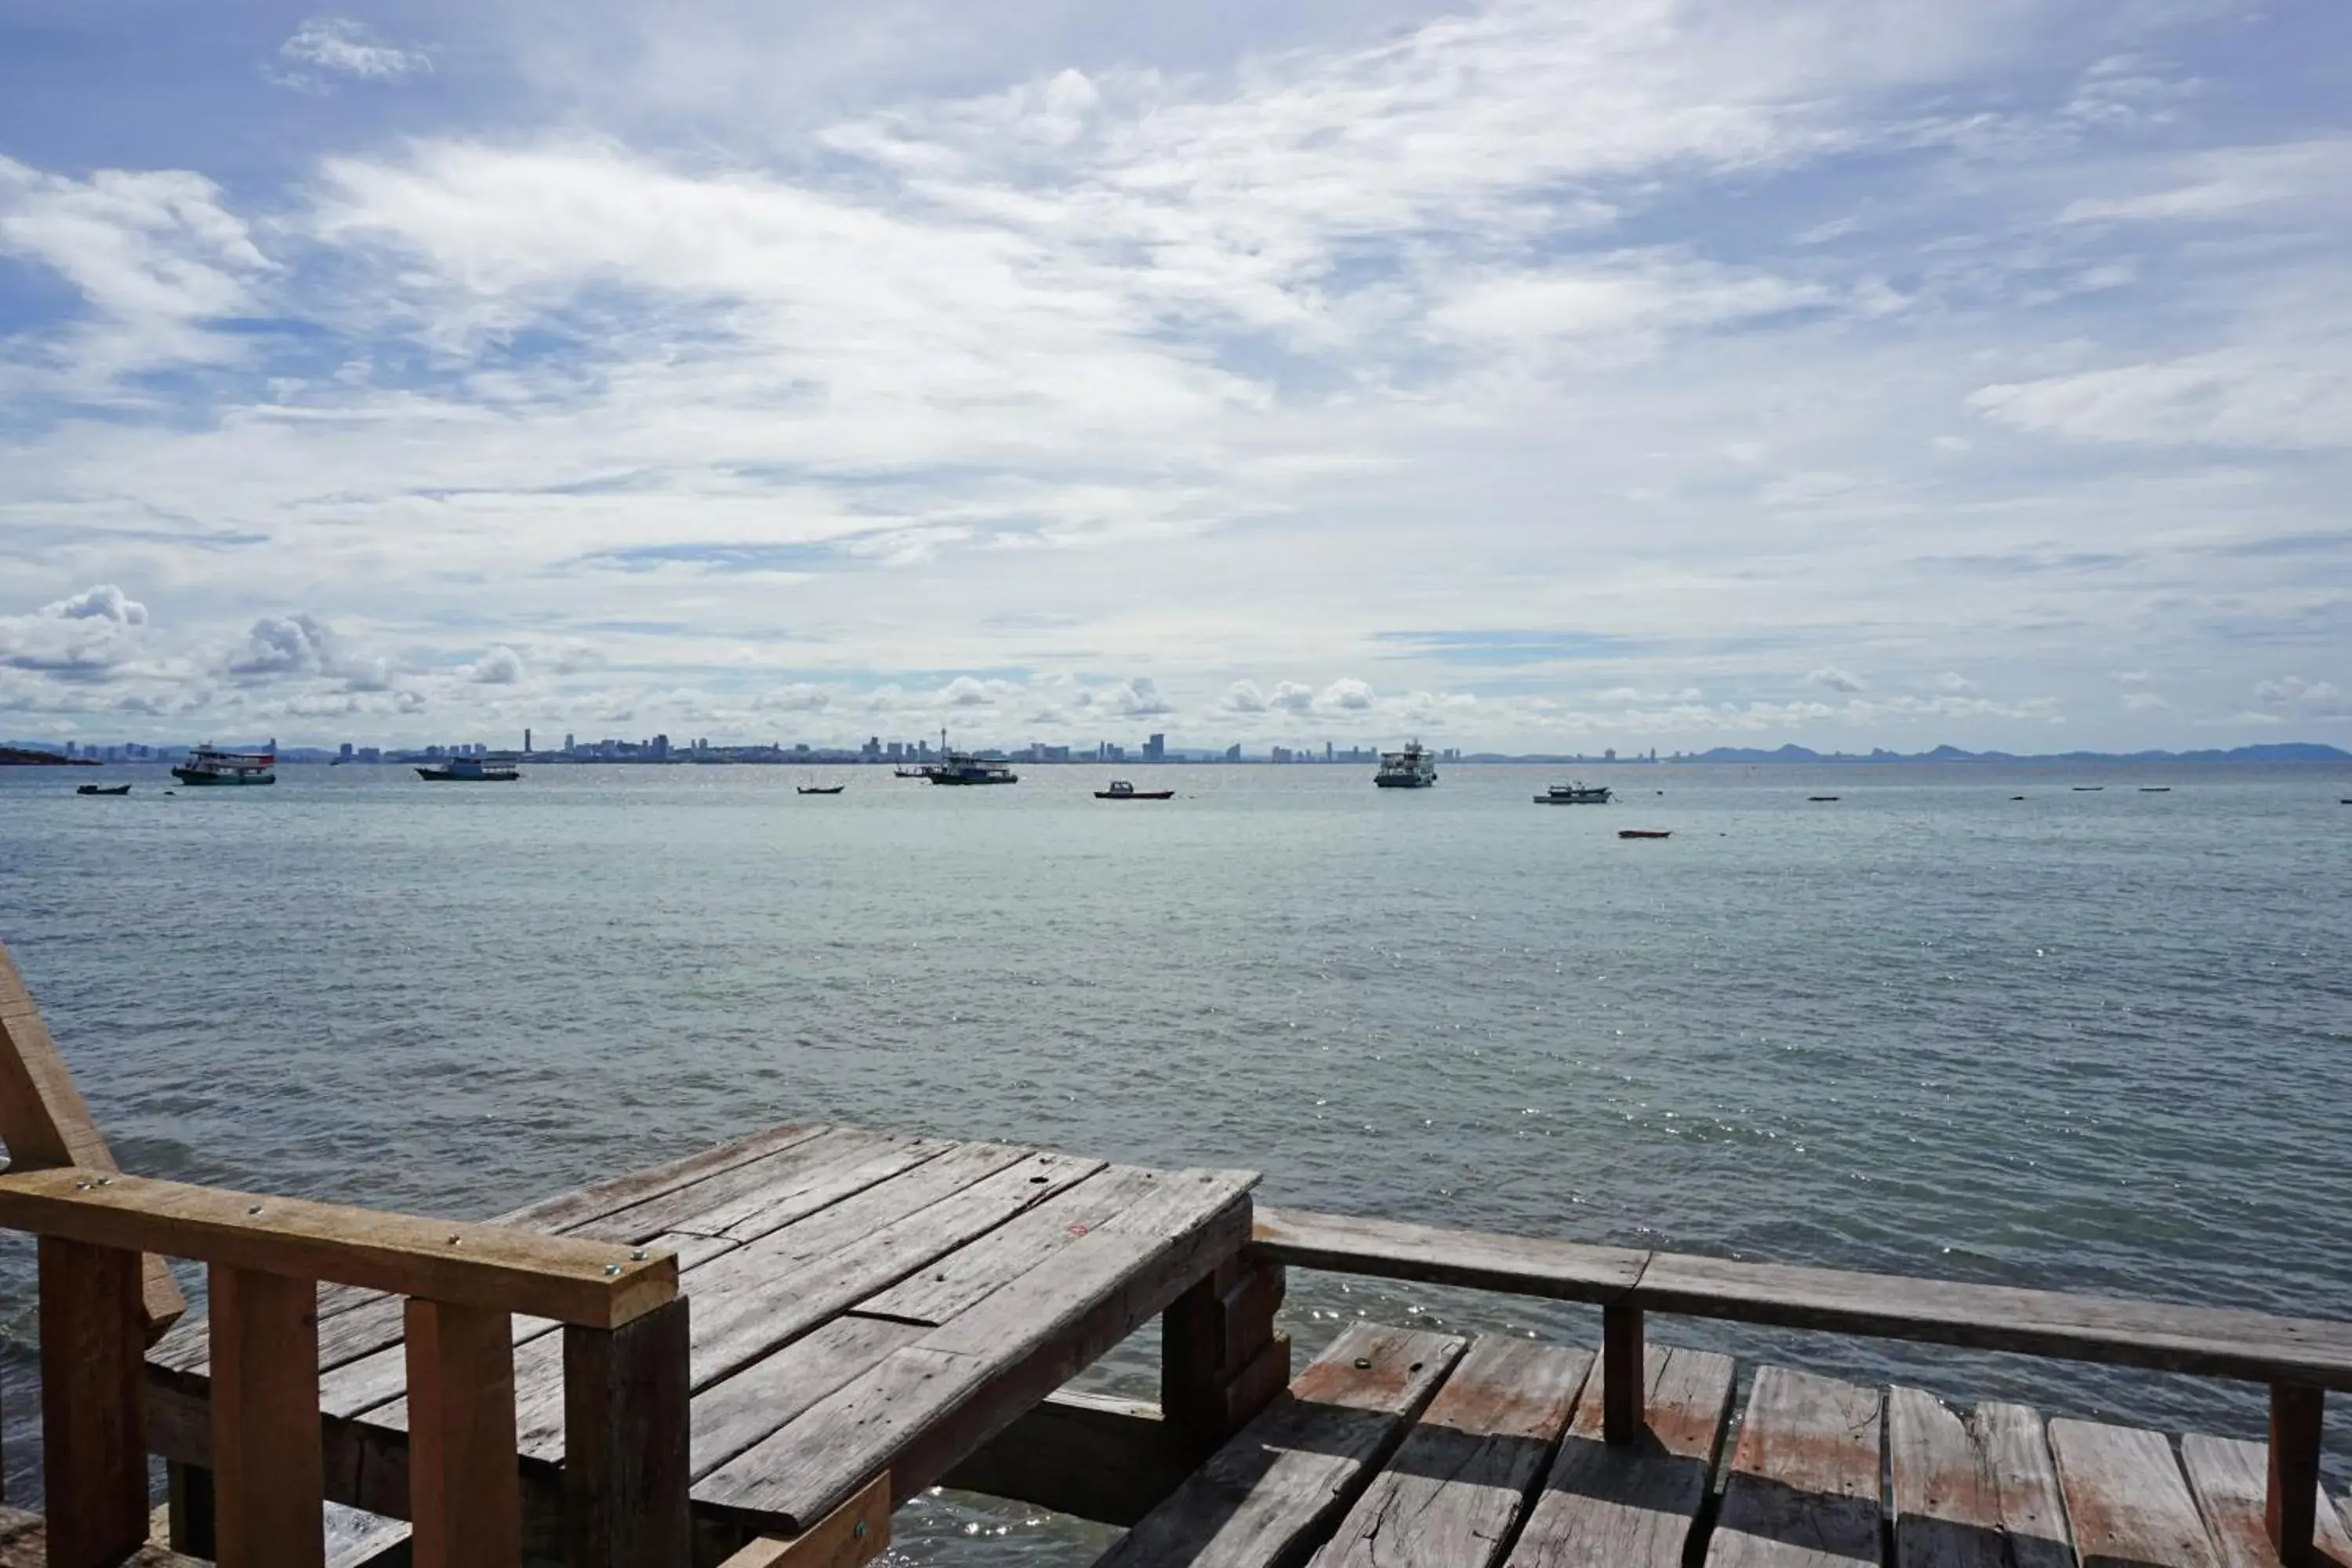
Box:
[2,759,2348,1559]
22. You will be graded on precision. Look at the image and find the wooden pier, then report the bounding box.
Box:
[2,942,2348,1568]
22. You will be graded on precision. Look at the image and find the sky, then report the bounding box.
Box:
[2,0,2349,753]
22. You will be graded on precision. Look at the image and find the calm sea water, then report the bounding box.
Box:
[2,760,2348,1555]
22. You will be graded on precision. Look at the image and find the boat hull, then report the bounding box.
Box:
[1618,829,1671,840]
[927,775,1018,785]
[416,770,518,782]
[171,768,274,785]
[1095,791,1174,800]
[1534,794,1610,804]
[1373,777,1435,788]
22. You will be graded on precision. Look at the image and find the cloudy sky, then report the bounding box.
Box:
[2,1,2347,752]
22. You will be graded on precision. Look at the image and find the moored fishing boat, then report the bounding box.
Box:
[171,745,275,786]
[75,783,132,796]
[1618,828,1671,839]
[416,757,519,782]
[1534,780,1610,804]
[1095,780,1174,800]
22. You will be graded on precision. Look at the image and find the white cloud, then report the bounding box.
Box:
[1807,667,1866,693]
[274,19,433,91]
[2060,140,2352,225]
[0,586,153,673]
[2122,691,2168,711]
[228,615,336,678]
[1928,672,1973,692]
[468,644,525,685]
[1317,677,1376,713]
[1268,682,1316,715]
[1969,350,2352,451]
[1221,681,1269,713]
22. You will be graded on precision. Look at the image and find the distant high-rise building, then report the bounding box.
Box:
[1225,743,1242,762]
[339,742,354,760]
[524,728,532,753]
[651,734,670,760]
[1145,732,1166,762]
[1272,746,1294,764]
[564,732,576,752]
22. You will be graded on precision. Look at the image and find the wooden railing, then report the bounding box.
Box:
[1250,1207,2351,1568]
[0,1164,687,1568]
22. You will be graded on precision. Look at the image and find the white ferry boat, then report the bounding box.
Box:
[170,745,276,786]
[1374,740,1438,789]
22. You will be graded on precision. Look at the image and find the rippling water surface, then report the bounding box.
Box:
[2,760,2347,1553]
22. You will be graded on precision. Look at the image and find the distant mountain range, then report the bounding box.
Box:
[1668,742,2351,764]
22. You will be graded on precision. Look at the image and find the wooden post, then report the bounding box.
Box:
[2265,1383,2323,1568]
[167,1462,219,1558]
[38,1234,149,1568]
[407,1298,524,1568]
[211,1265,325,1568]
[1163,1257,1289,1454]
[0,942,185,1339]
[565,1296,691,1568]
[1602,1301,1644,1446]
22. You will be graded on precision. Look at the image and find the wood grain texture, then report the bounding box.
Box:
[405,1298,522,1568]
[2,1167,673,1327]
[210,1265,325,1568]
[2267,1388,2325,1568]
[38,1236,151,1568]
[689,1316,923,1481]
[1707,1365,1883,1568]
[2181,1435,2352,1568]
[2049,1418,2220,1568]
[1088,1322,1466,1568]
[0,942,185,1338]
[857,1165,1165,1326]
[1506,1344,1735,1568]
[1601,1305,1642,1446]
[565,1296,692,1568]
[1636,1254,2352,1391]
[1969,1403,2073,1568]
[147,1118,840,1380]
[1251,1210,1645,1303]
[1314,1337,1591,1568]
[698,1171,1256,1533]
[716,1472,892,1568]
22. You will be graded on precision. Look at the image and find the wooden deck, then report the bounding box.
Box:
[1100,1324,2352,1568]
[143,1123,1258,1552]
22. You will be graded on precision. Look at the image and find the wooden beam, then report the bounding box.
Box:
[1602,1301,1644,1445]
[1255,1206,2352,1390]
[0,942,184,1339]
[210,1266,325,1568]
[0,1166,675,1327]
[939,1392,1194,1526]
[1163,1254,1287,1452]
[2267,1385,2325,1568]
[565,1296,691,1568]
[38,1236,149,1568]
[1252,1207,1646,1302]
[717,1472,891,1568]
[406,1298,522,1568]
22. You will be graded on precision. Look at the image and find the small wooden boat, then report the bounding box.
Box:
[76,783,131,796]
[1808,795,1839,802]
[1096,780,1174,800]
[2011,795,2026,801]
[2139,786,2170,793]
[797,785,845,795]
[2072,786,2103,792]
[1617,829,1671,840]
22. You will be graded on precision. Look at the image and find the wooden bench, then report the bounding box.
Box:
[1093,1328,2352,1568]
[1251,1209,2352,1568]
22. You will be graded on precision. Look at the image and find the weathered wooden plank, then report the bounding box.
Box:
[405,1298,522,1568]
[1889,1386,2001,1568]
[698,1169,1258,1531]
[2267,1388,2327,1568]
[1165,1255,1287,1453]
[1708,1365,1883,1568]
[38,1236,151,1568]
[855,1164,1165,1325]
[568,1128,945,1247]
[1082,1322,1465,1568]
[715,1472,891,1568]
[0,942,186,1337]
[1601,1303,1643,1445]
[0,1503,212,1567]
[1506,1343,1735,1568]
[566,1297,692,1568]
[2049,1418,2220,1568]
[148,1118,834,1379]
[1252,1208,1646,1303]
[1970,1403,2072,1568]
[691,1317,924,1480]
[1637,1253,2352,1392]
[2181,1435,2352,1568]
[1316,1337,1590,1568]
[210,1265,325,1568]
[4,1167,673,1328]
[941,1391,1197,1527]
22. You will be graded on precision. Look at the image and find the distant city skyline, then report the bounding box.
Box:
[3,5,2348,751]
